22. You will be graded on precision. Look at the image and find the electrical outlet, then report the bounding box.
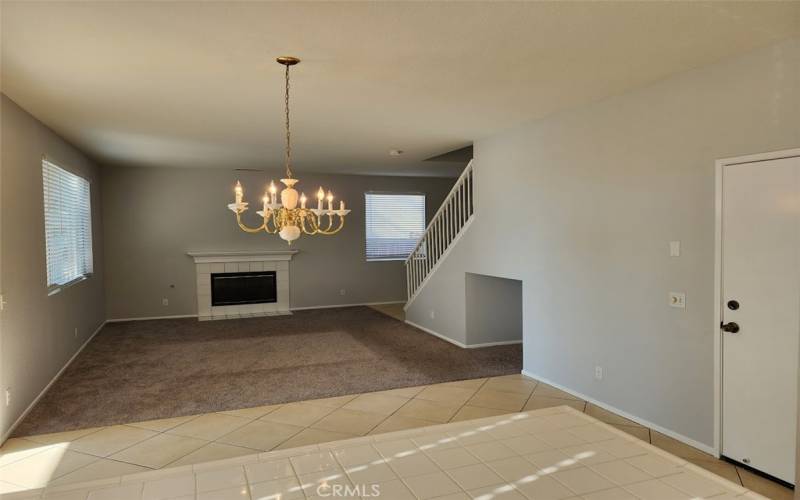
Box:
[5,388,11,407]
[595,366,603,380]
[669,292,686,308]
[430,310,436,319]
[339,289,346,296]
[162,298,169,306]
[669,241,681,257]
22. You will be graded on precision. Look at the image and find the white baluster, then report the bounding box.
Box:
[444,203,450,248]
[467,168,472,216]
[457,178,461,225]
[435,220,440,261]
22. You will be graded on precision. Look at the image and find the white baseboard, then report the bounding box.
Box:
[405,319,521,349]
[521,369,717,457]
[406,319,467,347]
[291,301,404,311]
[106,314,198,323]
[469,339,522,348]
[2,320,107,443]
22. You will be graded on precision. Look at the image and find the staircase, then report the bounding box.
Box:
[405,160,475,306]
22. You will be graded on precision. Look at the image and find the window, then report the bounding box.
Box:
[365,192,426,261]
[42,159,93,290]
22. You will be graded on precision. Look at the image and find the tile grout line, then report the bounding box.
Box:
[188,405,293,461]
[440,376,517,424]
[5,377,531,491]
[518,378,540,411]
[734,465,744,486]
[362,390,432,436]
[414,380,477,427]
[56,412,764,498]
[54,410,260,481]
[415,376,491,426]
[44,413,213,477]
[240,459,253,500]
[158,409,274,470]
[6,375,782,496]
[100,419,215,469]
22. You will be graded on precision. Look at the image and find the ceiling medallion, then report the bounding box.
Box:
[227,56,349,244]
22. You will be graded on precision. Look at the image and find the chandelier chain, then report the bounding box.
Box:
[284,63,292,179]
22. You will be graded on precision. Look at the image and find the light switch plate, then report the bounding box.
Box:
[669,292,686,308]
[669,241,681,257]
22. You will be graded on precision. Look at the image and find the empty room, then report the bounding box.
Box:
[0,1,798,499]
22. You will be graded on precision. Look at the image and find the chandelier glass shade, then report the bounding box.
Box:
[227,56,349,244]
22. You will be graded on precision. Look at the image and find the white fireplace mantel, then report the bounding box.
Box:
[187,250,297,320]
[187,250,298,264]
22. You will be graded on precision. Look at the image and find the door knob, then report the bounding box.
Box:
[721,322,740,333]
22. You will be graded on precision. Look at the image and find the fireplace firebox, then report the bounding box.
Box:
[211,271,277,306]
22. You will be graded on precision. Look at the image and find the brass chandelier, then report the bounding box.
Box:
[228,56,349,244]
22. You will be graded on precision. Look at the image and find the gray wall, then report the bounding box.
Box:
[102,165,454,319]
[0,94,106,439]
[407,39,800,448]
[465,273,522,345]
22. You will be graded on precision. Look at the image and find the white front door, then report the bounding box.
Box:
[721,155,799,484]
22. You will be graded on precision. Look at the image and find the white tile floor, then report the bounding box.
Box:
[1,406,766,500]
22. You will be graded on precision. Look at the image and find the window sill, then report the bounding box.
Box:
[48,274,91,296]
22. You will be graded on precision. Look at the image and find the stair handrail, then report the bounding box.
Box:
[404,159,474,266]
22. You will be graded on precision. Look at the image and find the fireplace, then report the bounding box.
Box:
[188,251,296,320]
[211,271,277,306]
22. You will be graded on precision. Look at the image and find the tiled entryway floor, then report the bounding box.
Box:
[0,375,791,499]
[0,406,769,500]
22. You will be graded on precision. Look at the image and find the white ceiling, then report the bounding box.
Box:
[2,2,798,177]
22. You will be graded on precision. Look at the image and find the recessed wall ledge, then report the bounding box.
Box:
[187,250,298,264]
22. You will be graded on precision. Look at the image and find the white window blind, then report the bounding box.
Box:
[365,193,426,261]
[42,159,93,289]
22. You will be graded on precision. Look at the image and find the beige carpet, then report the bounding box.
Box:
[15,306,521,436]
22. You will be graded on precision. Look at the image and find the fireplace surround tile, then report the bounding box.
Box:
[187,251,297,321]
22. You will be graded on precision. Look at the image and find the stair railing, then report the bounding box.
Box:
[405,160,474,302]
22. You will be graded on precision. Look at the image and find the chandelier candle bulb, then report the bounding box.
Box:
[339,200,345,211]
[235,181,243,204]
[317,187,324,211]
[300,193,307,209]
[327,191,334,211]
[269,181,277,204]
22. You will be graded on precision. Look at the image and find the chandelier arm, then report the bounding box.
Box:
[298,215,308,234]
[321,213,334,232]
[263,211,279,234]
[300,213,317,235]
[311,212,323,234]
[316,215,345,235]
[235,212,266,233]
